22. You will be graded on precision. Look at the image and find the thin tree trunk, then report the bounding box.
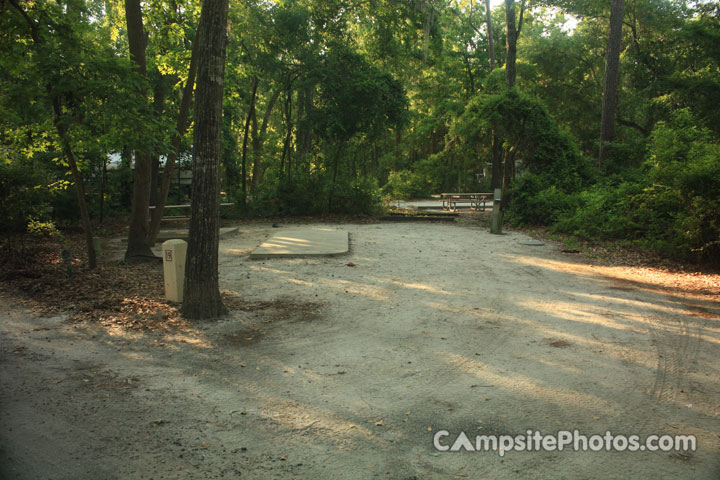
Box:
[52,97,97,269]
[240,77,258,204]
[280,88,293,179]
[147,28,200,246]
[462,53,475,95]
[487,0,500,196]
[491,131,502,190]
[485,0,495,71]
[99,155,107,223]
[501,148,515,211]
[599,0,625,167]
[124,0,155,262]
[149,78,167,209]
[328,144,344,212]
[181,0,230,319]
[7,0,96,268]
[250,87,281,193]
[504,0,524,89]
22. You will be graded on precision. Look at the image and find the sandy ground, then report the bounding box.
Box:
[1,221,719,479]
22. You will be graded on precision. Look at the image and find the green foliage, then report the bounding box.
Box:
[449,89,595,196]
[0,162,52,234]
[511,110,720,265]
[551,180,646,239]
[328,177,384,215]
[307,45,408,143]
[243,170,383,217]
[27,218,62,238]
[506,175,579,226]
[637,111,720,262]
[2,0,719,269]
[381,170,432,201]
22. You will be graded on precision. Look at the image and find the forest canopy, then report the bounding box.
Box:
[1,0,719,265]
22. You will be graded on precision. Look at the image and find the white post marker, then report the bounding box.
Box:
[162,239,187,302]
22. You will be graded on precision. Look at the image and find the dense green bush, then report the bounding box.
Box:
[634,110,720,263]
[244,171,383,217]
[381,169,433,201]
[551,180,646,240]
[507,175,579,226]
[0,162,53,234]
[510,109,720,265]
[328,177,384,215]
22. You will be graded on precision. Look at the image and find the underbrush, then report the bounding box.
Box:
[508,110,720,267]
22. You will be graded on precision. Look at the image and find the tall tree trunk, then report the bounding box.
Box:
[147,28,200,246]
[328,144,345,212]
[124,0,155,262]
[99,155,107,223]
[250,87,281,193]
[485,0,495,71]
[491,132,503,190]
[496,0,525,228]
[148,78,167,209]
[280,88,294,179]
[7,0,96,268]
[222,105,240,188]
[504,0,524,89]
[240,76,258,204]
[52,97,97,269]
[462,53,475,95]
[181,0,230,319]
[599,0,625,168]
[501,148,515,211]
[489,4,500,193]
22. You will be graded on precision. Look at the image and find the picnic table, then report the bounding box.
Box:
[149,203,235,220]
[436,193,493,211]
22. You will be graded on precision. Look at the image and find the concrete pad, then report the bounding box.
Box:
[250,227,348,259]
[154,226,239,242]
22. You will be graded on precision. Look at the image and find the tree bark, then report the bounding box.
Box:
[485,0,495,71]
[147,28,201,246]
[240,76,258,204]
[505,0,524,89]
[280,88,294,179]
[181,0,230,319]
[148,78,167,210]
[124,0,155,262]
[491,131,503,190]
[250,87,282,192]
[599,0,625,167]
[52,97,97,269]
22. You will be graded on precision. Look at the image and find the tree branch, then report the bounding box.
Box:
[7,0,39,42]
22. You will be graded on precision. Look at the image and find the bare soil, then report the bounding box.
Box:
[1,221,719,479]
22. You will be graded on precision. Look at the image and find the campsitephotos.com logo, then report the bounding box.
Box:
[433,429,697,457]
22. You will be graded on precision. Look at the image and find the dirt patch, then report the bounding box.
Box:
[545,338,573,348]
[1,222,719,479]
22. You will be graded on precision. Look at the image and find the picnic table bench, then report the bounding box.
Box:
[149,203,235,221]
[435,193,493,211]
